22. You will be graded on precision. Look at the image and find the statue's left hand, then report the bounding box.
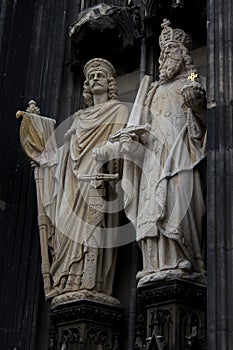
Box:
[181,82,206,112]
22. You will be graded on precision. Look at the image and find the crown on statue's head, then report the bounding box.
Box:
[84,58,116,78]
[159,19,192,50]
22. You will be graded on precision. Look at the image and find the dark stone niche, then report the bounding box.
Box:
[144,0,206,49]
[69,3,141,75]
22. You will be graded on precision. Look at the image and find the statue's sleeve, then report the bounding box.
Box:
[18,112,57,166]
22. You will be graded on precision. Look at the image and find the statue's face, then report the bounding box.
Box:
[160,42,183,79]
[88,70,108,95]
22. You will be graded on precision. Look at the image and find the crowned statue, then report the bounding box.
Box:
[16,58,129,304]
[122,19,207,285]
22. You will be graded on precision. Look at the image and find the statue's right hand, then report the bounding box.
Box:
[92,147,108,162]
[120,133,138,154]
[119,132,145,161]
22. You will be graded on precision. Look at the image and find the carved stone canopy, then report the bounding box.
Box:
[69,3,141,73]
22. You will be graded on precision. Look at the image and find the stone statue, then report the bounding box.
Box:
[16,58,129,304]
[123,19,207,285]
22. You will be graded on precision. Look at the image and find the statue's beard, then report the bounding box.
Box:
[160,58,183,80]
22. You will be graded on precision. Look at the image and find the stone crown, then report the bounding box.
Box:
[159,19,192,50]
[84,58,116,78]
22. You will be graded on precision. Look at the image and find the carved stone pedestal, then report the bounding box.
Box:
[49,299,123,350]
[135,279,207,350]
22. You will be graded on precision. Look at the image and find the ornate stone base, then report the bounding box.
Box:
[137,269,207,287]
[49,298,123,350]
[135,279,207,350]
[51,289,121,306]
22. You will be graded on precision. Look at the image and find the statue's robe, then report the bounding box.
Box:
[123,74,206,274]
[20,100,128,295]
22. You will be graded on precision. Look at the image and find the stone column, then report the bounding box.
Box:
[207,0,233,349]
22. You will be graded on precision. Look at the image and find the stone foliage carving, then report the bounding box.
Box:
[16,58,129,303]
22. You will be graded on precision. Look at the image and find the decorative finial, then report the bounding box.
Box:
[26,100,40,115]
[16,100,40,120]
[161,18,171,30]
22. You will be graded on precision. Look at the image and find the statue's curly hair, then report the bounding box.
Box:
[83,74,118,107]
[158,43,196,80]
